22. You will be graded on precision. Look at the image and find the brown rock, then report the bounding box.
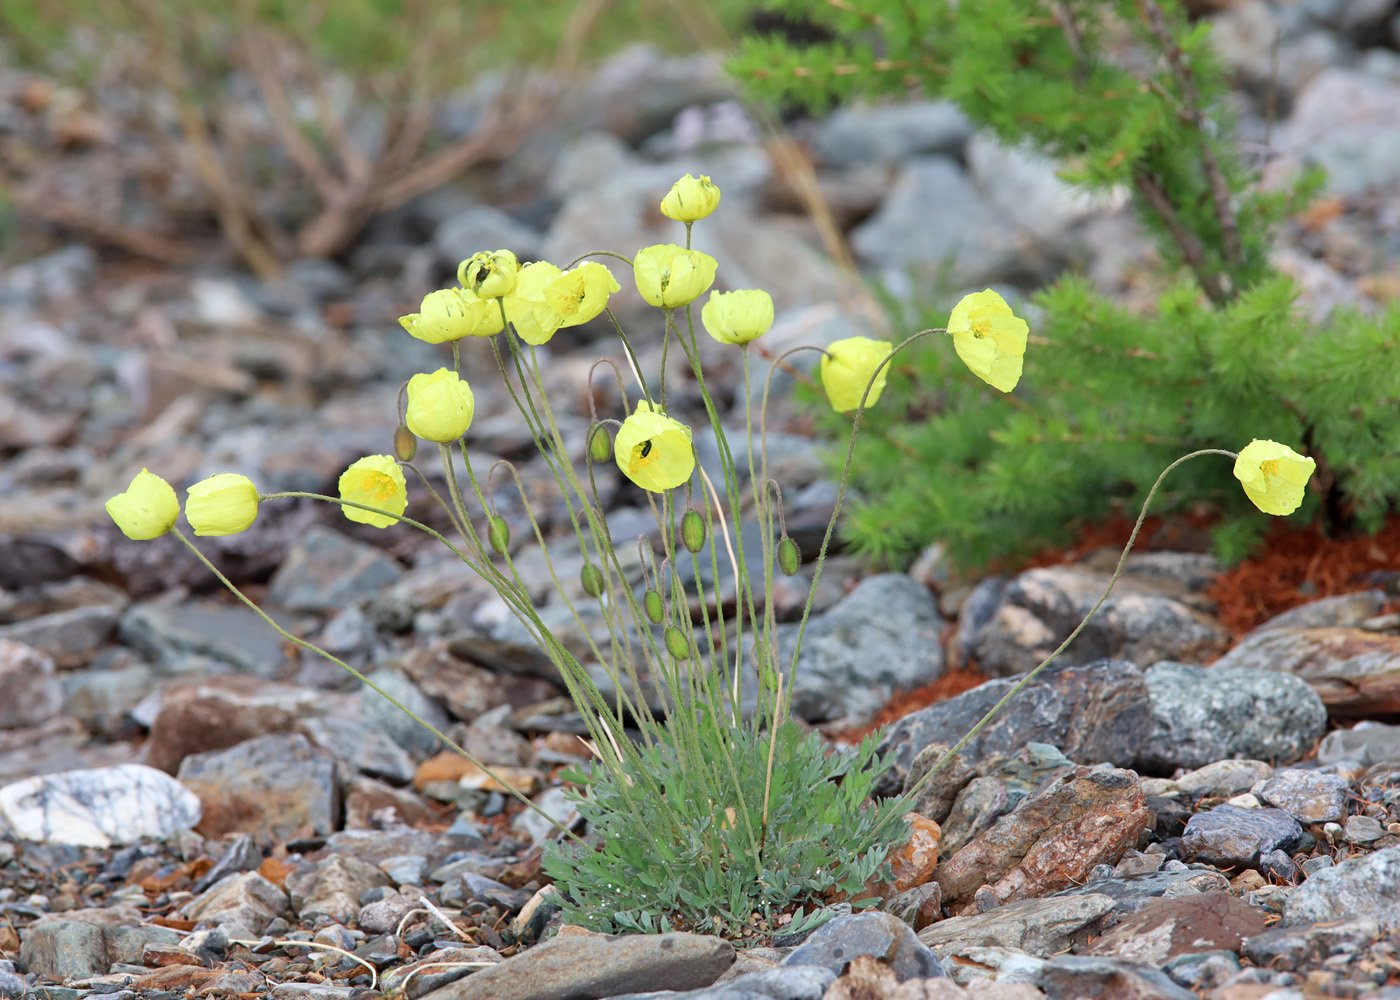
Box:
[1210,626,1400,715]
[883,813,943,895]
[146,675,320,774]
[936,766,1151,912]
[413,751,541,796]
[0,639,64,729]
[344,774,438,829]
[1084,892,1269,965]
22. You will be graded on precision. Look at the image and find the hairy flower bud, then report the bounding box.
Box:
[664,624,690,661]
[393,424,417,462]
[680,509,706,553]
[580,563,605,598]
[643,588,665,625]
[487,515,510,555]
[777,535,802,576]
[588,425,612,463]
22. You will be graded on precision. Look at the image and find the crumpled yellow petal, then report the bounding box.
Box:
[405,368,475,443]
[820,337,893,413]
[614,400,695,492]
[186,473,259,536]
[106,469,180,540]
[948,289,1028,392]
[1233,439,1315,516]
[338,455,407,528]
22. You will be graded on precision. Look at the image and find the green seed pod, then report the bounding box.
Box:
[680,509,706,553]
[393,423,417,462]
[664,624,690,661]
[643,588,665,625]
[487,515,510,555]
[580,563,605,598]
[588,425,612,463]
[777,535,802,576]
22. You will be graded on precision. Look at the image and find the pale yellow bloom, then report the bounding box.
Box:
[405,368,475,443]
[820,337,893,413]
[701,289,774,345]
[338,455,407,529]
[106,469,179,540]
[614,400,695,492]
[399,287,503,343]
[1233,440,1315,516]
[633,244,717,309]
[459,250,519,299]
[186,473,259,536]
[948,289,1028,393]
[659,174,721,222]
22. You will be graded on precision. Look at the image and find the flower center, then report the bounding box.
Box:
[971,318,992,338]
[632,440,659,472]
[364,471,396,502]
[1260,458,1280,479]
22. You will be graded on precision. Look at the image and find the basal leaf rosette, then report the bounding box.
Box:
[820,336,893,413]
[1233,439,1315,515]
[634,244,717,309]
[659,173,721,222]
[186,473,259,536]
[338,455,407,528]
[405,368,475,443]
[400,287,503,343]
[106,469,180,540]
[949,289,1028,392]
[614,400,695,492]
[701,289,773,345]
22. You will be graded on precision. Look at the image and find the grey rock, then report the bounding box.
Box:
[936,945,1046,986]
[0,763,201,848]
[1173,759,1274,798]
[1254,770,1352,824]
[1249,591,1387,634]
[965,567,1229,679]
[1081,891,1268,964]
[0,245,96,306]
[192,833,263,894]
[286,853,394,923]
[0,970,24,998]
[119,600,287,677]
[267,525,404,614]
[920,893,1116,958]
[851,157,1019,287]
[1260,848,1301,882]
[779,573,944,723]
[0,639,64,729]
[879,659,1149,794]
[0,605,117,661]
[1051,868,1232,916]
[181,871,291,939]
[60,661,155,732]
[1036,955,1197,1000]
[1162,951,1241,992]
[415,930,735,1000]
[903,743,977,825]
[378,854,428,885]
[782,911,943,980]
[1243,917,1381,970]
[300,715,417,785]
[966,132,1106,244]
[19,919,108,978]
[938,776,1010,861]
[1319,723,1400,766]
[177,733,340,842]
[812,100,971,167]
[1180,804,1303,867]
[434,203,542,271]
[510,786,579,844]
[1137,662,1327,772]
[361,669,449,758]
[607,965,835,1000]
[1344,814,1386,845]
[1283,68,1400,196]
[271,985,362,1000]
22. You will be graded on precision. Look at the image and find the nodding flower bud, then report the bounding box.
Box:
[680,509,706,553]
[487,515,510,556]
[643,588,665,625]
[393,424,417,462]
[664,624,690,661]
[580,563,605,598]
[777,535,802,576]
[588,425,612,464]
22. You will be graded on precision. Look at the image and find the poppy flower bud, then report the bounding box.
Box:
[681,509,706,553]
[588,425,613,463]
[777,536,802,576]
[393,424,417,462]
[664,624,690,660]
[643,588,665,625]
[580,563,605,598]
[487,515,510,555]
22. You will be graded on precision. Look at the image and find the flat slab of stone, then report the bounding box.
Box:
[0,763,201,847]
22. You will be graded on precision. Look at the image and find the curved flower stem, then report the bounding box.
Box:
[887,448,1239,820]
[170,528,585,843]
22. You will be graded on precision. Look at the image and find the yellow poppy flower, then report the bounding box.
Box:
[545,262,621,329]
[701,289,774,345]
[338,455,407,529]
[399,287,502,343]
[948,289,1028,393]
[614,401,695,492]
[633,244,717,309]
[659,173,721,222]
[820,337,893,413]
[504,261,567,345]
[106,469,179,541]
[405,368,475,443]
[458,249,519,299]
[186,473,259,536]
[1233,440,1315,516]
